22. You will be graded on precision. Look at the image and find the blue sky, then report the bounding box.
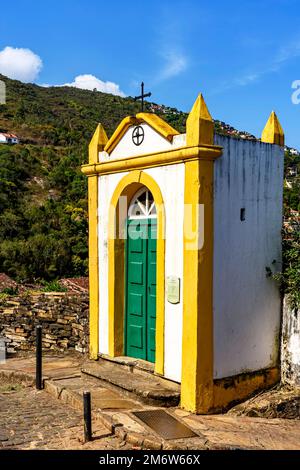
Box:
[0,0,300,148]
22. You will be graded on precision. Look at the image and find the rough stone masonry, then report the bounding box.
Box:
[0,292,89,355]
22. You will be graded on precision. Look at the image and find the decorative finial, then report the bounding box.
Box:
[186,93,214,146]
[261,111,284,146]
[89,123,108,164]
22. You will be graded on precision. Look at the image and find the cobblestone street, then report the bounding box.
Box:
[1,356,299,451]
[0,384,131,450]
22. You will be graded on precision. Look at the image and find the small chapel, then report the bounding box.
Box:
[82,93,284,413]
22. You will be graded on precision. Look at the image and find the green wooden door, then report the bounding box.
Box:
[125,219,157,362]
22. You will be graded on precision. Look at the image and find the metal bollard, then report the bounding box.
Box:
[36,325,43,390]
[83,391,92,442]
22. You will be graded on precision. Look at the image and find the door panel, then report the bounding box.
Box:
[147,222,157,363]
[128,261,144,284]
[125,219,157,362]
[126,220,147,360]
[127,292,143,317]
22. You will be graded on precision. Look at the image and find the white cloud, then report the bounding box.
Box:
[152,15,189,84]
[235,73,260,87]
[276,39,300,64]
[213,36,300,95]
[158,49,188,81]
[62,74,125,96]
[0,47,125,97]
[0,46,42,82]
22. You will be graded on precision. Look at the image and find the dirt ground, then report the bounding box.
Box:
[228,384,300,419]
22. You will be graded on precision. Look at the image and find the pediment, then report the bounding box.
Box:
[103,113,180,160]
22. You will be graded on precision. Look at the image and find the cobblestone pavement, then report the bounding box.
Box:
[0,385,132,450]
[1,356,299,450]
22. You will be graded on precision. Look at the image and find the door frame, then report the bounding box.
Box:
[124,218,157,362]
[108,171,165,375]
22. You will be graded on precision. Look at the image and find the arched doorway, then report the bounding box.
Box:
[108,170,165,375]
[125,188,157,362]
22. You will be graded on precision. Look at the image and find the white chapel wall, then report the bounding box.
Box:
[213,135,284,379]
[98,172,128,355]
[108,123,179,160]
[97,154,185,382]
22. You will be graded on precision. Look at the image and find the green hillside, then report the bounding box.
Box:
[0,75,187,283]
[0,74,299,304]
[0,74,187,146]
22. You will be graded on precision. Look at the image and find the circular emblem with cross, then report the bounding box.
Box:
[132,125,144,146]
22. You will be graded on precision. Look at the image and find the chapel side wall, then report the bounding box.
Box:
[213,135,284,379]
[98,172,128,355]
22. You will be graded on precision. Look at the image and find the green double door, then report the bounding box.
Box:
[125,219,157,363]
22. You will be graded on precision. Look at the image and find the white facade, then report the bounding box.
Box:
[144,164,184,382]
[98,171,127,356]
[106,123,185,161]
[213,135,284,379]
[97,123,185,382]
[96,121,284,385]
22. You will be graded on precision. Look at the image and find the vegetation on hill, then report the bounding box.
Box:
[0,75,187,283]
[0,74,299,305]
[280,150,300,308]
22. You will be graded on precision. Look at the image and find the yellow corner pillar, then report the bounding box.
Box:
[261,111,284,146]
[181,94,221,413]
[86,124,108,359]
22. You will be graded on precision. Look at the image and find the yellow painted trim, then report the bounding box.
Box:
[181,159,215,413]
[261,111,284,146]
[108,171,165,375]
[86,123,108,359]
[104,116,139,154]
[181,93,217,413]
[136,113,179,141]
[186,94,214,146]
[89,123,108,164]
[213,367,279,411]
[82,145,222,177]
[104,113,180,155]
[88,175,99,359]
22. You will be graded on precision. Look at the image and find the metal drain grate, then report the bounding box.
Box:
[132,409,197,440]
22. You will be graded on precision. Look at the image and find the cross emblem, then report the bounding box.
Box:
[134,82,151,112]
[132,125,144,146]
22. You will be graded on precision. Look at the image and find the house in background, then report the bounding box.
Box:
[0,132,19,144]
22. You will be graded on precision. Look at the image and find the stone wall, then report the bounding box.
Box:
[281,296,300,385]
[0,292,89,355]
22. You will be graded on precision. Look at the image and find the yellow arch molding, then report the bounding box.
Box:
[108,170,165,375]
[136,113,179,141]
[104,116,139,154]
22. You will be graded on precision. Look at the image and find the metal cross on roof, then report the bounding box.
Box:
[134,82,151,112]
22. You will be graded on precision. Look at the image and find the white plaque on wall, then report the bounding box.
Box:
[166,276,180,304]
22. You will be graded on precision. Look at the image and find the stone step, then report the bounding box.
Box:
[81,359,180,407]
[99,354,155,375]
